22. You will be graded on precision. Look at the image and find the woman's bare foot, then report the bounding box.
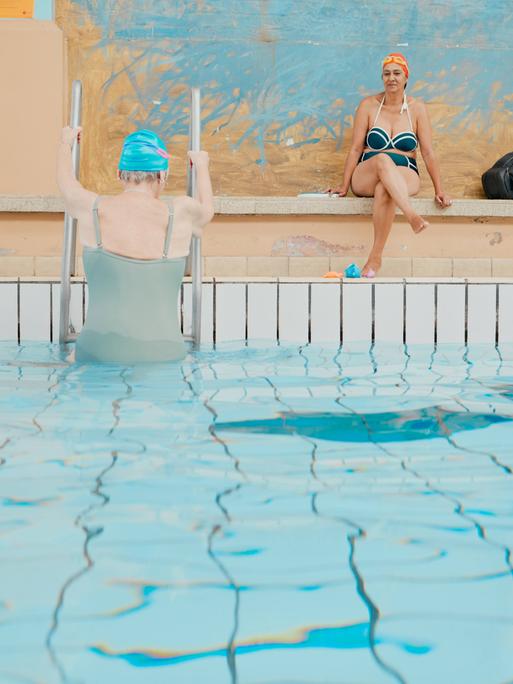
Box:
[362,255,382,277]
[410,213,429,234]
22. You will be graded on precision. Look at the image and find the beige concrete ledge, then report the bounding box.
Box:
[289,257,330,277]
[453,258,492,277]
[6,255,513,280]
[3,195,513,218]
[247,256,289,277]
[204,256,248,277]
[0,196,64,213]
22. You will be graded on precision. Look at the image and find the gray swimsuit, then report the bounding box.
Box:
[75,196,187,363]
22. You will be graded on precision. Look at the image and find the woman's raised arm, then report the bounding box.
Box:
[416,101,452,208]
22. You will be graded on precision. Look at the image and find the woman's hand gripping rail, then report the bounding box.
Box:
[187,150,214,236]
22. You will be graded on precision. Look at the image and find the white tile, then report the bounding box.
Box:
[405,284,435,344]
[19,283,51,341]
[215,283,246,342]
[248,283,277,340]
[0,283,17,340]
[182,282,192,337]
[468,284,496,344]
[181,282,213,345]
[71,283,85,334]
[342,282,372,343]
[436,284,465,344]
[498,285,513,343]
[200,282,214,345]
[374,283,403,343]
[279,283,308,343]
[51,282,84,340]
[310,283,341,344]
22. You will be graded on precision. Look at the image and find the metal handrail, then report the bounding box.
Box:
[187,87,202,348]
[59,79,82,344]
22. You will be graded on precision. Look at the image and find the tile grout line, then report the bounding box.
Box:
[434,283,438,347]
[244,282,249,344]
[180,281,183,335]
[17,279,21,345]
[495,283,500,346]
[212,278,217,347]
[402,279,407,346]
[307,283,312,344]
[464,279,469,346]
[276,279,280,344]
[371,283,375,345]
[339,280,344,346]
[82,279,86,326]
[49,283,53,343]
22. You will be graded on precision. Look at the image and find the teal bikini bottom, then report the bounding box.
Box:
[360,151,419,175]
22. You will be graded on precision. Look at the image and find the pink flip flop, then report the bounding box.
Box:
[363,269,376,279]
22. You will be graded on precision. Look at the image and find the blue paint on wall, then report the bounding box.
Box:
[64,0,513,170]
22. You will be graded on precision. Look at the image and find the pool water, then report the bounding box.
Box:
[1,341,513,684]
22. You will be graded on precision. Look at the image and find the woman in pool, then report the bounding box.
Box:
[329,53,451,277]
[57,126,214,362]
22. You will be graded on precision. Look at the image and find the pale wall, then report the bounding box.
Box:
[1,214,511,259]
[0,21,65,194]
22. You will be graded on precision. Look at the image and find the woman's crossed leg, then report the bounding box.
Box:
[351,153,426,276]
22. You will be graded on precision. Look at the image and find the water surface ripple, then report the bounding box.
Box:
[0,341,512,684]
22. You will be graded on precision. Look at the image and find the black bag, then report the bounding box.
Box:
[482,153,513,199]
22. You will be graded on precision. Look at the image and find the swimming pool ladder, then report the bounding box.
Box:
[59,83,203,347]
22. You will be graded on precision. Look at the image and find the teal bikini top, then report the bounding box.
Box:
[366,95,418,153]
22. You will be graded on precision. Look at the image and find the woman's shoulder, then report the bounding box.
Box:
[359,93,383,109]
[171,195,195,207]
[172,195,203,214]
[407,95,426,111]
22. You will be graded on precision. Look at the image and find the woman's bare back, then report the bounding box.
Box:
[78,193,196,259]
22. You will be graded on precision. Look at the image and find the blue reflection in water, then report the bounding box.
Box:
[90,620,431,668]
[216,407,511,442]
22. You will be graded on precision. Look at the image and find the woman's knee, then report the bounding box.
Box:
[374,153,395,173]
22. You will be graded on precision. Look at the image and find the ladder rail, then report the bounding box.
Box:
[187,87,202,348]
[59,80,82,344]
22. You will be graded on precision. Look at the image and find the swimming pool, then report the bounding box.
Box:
[1,341,512,683]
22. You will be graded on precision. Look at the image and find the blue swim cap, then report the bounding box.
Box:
[118,129,170,172]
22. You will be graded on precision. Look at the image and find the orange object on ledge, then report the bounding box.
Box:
[0,0,34,18]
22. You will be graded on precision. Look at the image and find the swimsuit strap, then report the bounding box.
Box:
[403,93,414,131]
[372,97,385,126]
[92,195,102,247]
[162,202,174,258]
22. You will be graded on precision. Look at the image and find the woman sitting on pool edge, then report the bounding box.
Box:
[57,127,214,363]
[328,52,452,277]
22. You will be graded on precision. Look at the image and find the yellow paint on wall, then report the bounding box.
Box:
[0,1,34,18]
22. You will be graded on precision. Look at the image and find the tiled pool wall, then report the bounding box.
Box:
[2,279,513,346]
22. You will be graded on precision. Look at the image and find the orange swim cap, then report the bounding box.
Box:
[382,52,409,79]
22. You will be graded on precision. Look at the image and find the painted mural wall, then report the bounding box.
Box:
[57,0,513,198]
